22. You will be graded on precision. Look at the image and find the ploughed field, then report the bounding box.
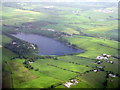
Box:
[1,2,120,88]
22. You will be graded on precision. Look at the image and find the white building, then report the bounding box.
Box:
[64,80,78,88]
[64,82,73,88]
[109,74,116,77]
[12,41,17,45]
[96,56,104,60]
[103,57,108,60]
[93,69,98,72]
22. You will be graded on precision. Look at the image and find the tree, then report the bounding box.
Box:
[35,68,39,71]
[31,67,34,70]
[50,85,55,88]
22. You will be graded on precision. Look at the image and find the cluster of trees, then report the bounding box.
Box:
[3,32,39,56]
[4,40,38,55]
[23,60,39,71]
[105,71,120,77]
[24,64,34,70]
[11,55,58,62]
[69,61,81,65]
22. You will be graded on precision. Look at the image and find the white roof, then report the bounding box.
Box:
[109,74,116,77]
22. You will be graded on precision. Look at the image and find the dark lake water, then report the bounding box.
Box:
[12,33,83,55]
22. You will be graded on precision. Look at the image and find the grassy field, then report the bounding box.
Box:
[2,2,119,89]
[79,71,107,88]
[107,77,120,88]
[2,7,47,26]
[30,59,77,81]
[2,35,13,45]
[64,36,118,58]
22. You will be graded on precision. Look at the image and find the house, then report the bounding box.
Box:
[98,61,101,63]
[64,80,79,88]
[97,61,102,64]
[106,55,111,58]
[102,53,107,57]
[103,57,108,60]
[29,61,33,64]
[64,82,73,88]
[109,74,116,77]
[107,61,114,64]
[102,54,107,57]
[70,79,78,83]
[44,6,55,9]
[96,53,111,60]
[47,29,55,32]
[102,54,111,58]
[96,56,104,60]
[93,69,98,72]
[110,61,114,64]
[12,41,17,45]
[64,83,70,88]
[30,44,36,49]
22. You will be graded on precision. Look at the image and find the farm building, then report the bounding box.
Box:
[63,80,79,88]
[64,82,73,88]
[109,74,116,77]
[93,69,98,72]
[96,56,104,60]
[12,41,17,45]
[96,54,111,60]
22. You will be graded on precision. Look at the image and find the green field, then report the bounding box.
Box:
[65,36,118,58]
[2,2,120,89]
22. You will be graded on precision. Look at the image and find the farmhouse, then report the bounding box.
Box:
[108,61,114,64]
[70,79,78,84]
[47,29,55,32]
[103,57,108,60]
[96,56,104,60]
[98,61,101,63]
[93,69,98,72]
[110,61,114,64]
[102,53,107,57]
[30,44,36,49]
[44,6,55,9]
[64,80,79,88]
[102,54,111,58]
[97,60,102,64]
[96,54,111,60]
[12,41,17,45]
[106,55,111,58]
[109,74,116,77]
[29,61,33,64]
[64,82,73,88]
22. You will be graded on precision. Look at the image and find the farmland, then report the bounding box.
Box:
[2,1,120,89]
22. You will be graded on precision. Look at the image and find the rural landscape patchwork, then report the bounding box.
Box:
[1,1,120,88]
